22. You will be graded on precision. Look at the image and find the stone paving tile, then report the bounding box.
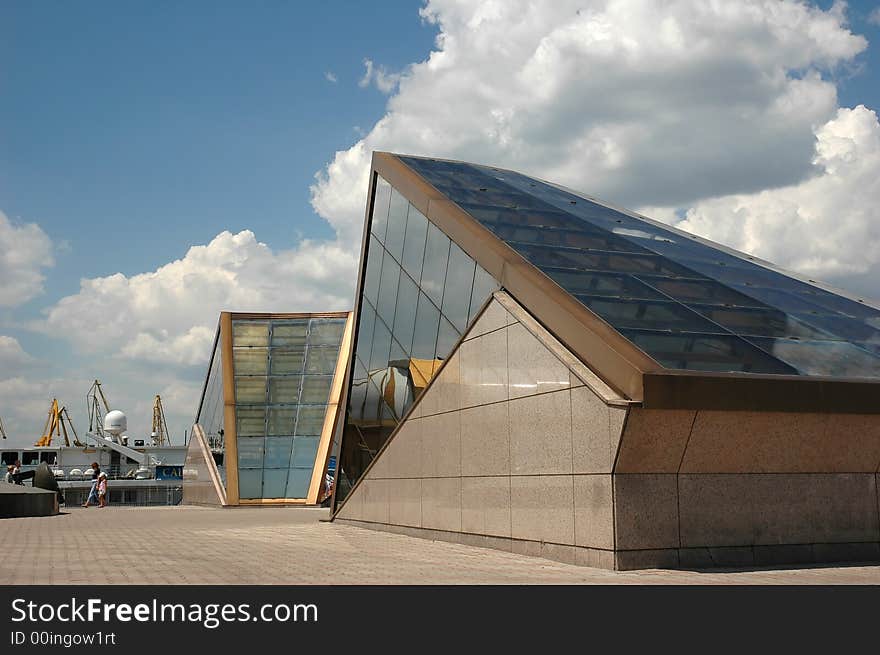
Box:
[2,506,880,584]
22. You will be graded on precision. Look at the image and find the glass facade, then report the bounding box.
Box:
[399,156,880,379]
[195,331,225,464]
[231,317,346,499]
[336,175,501,502]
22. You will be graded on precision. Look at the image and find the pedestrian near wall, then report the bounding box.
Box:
[82,462,101,507]
[97,472,108,508]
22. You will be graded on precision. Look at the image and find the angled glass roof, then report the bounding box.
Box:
[398,155,880,379]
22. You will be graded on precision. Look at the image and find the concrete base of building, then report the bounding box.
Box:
[336,518,880,571]
[0,485,59,519]
[333,293,880,572]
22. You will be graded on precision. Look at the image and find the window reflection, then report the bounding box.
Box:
[384,188,409,261]
[392,273,419,353]
[376,253,401,326]
[231,317,346,499]
[469,264,500,323]
[362,236,384,307]
[371,176,392,243]
[442,242,476,332]
[338,174,501,504]
[420,222,451,306]
[399,155,880,381]
[411,293,441,360]
[196,334,226,453]
[401,207,429,281]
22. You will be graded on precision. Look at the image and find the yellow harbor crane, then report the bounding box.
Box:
[34,399,82,447]
[151,395,172,446]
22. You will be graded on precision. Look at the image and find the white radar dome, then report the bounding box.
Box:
[103,410,127,435]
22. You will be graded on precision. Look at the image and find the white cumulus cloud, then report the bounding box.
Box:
[0,335,33,368]
[0,211,54,307]
[655,105,880,299]
[311,0,876,294]
[359,58,402,94]
[39,230,358,364]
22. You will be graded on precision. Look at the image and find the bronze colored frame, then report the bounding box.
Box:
[197,311,353,506]
[341,152,880,414]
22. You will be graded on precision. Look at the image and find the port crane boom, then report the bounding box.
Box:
[151,395,172,446]
[34,399,82,447]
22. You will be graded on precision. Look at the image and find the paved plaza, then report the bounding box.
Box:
[2,505,880,584]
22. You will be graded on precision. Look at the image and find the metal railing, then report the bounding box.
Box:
[63,485,183,507]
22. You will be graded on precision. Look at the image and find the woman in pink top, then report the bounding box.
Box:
[97,472,108,508]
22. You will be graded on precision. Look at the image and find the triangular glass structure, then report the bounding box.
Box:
[334,152,880,505]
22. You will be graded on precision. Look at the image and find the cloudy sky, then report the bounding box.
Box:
[2,0,880,446]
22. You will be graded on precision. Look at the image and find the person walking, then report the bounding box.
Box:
[97,472,108,508]
[82,462,101,507]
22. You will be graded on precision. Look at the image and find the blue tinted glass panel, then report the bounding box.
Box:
[376,252,401,326]
[262,469,288,498]
[368,317,392,373]
[270,320,308,347]
[266,407,297,435]
[411,293,440,360]
[295,406,326,436]
[301,376,333,404]
[238,469,263,499]
[292,436,320,468]
[548,269,665,300]
[309,318,347,346]
[286,467,312,499]
[637,275,763,306]
[392,272,419,354]
[371,176,392,243]
[578,297,723,333]
[385,188,409,261]
[305,346,340,374]
[402,207,429,281]
[746,338,880,378]
[236,407,266,437]
[687,306,829,339]
[362,236,383,308]
[436,316,460,360]
[620,330,797,374]
[421,222,450,306]
[469,264,500,323]
[442,242,476,332]
[238,437,264,468]
[232,316,345,500]
[356,300,377,364]
[264,437,293,468]
[399,155,880,380]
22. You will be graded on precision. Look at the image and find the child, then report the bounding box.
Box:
[97,472,108,508]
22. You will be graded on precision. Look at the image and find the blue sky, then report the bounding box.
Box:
[1,0,435,286]
[2,1,880,443]
[1,0,437,440]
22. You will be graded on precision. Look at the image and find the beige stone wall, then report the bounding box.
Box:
[336,291,880,570]
[613,408,880,569]
[336,292,631,569]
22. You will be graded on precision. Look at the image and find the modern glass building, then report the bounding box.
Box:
[184,311,353,506]
[333,152,880,570]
